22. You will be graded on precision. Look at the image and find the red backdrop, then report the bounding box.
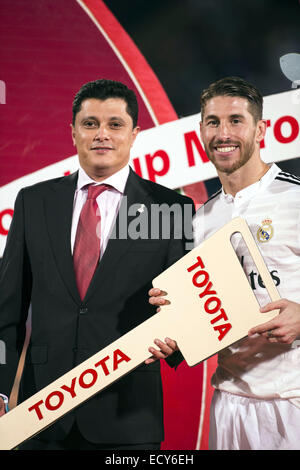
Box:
[0,0,217,449]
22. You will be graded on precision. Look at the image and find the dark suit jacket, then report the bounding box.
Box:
[0,168,194,444]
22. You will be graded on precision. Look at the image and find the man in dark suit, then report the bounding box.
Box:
[0,79,194,449]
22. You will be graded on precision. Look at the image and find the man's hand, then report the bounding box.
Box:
[0,397,6,417]
[145,337,179,365]
[148,287,170,311]
[146,288,177,364]
[248,298,300,344]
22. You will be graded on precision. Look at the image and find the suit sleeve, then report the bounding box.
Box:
[0,189,32,398]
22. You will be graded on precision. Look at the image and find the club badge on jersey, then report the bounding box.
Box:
[257,219,274,243]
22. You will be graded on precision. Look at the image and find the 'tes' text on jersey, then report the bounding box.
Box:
[240,256,281,290]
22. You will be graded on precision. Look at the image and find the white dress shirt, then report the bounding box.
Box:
[71,164,129,257]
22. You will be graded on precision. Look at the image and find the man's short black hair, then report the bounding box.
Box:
[72,79,139,127]
[200,76,263,123]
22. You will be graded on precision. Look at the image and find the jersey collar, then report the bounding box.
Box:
[221,163,281,204]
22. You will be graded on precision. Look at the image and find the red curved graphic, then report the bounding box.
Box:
[77,0,178,126]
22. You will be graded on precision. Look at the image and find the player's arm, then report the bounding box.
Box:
[248,298,300,344]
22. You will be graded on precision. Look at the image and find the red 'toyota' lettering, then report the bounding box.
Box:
[28,349,132,421]
[187,256,232,341]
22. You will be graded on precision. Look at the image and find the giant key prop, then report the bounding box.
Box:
[0,218,280,449]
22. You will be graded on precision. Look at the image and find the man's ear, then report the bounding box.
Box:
[71,124,76,146]
[199,121,203,140]
[255,119,267,144]
[131,126,141,147]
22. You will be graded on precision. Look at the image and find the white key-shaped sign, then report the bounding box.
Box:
[0,218,280,449]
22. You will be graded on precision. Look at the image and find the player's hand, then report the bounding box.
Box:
[0,397,6,417]
[148,287,170,312]
[145,337,179,365]
[248,298,300,344]
[146,289,176,364]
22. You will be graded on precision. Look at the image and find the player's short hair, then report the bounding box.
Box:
[200,76,263,123]
[72,79,139,128]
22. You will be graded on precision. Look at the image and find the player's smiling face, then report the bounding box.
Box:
[200,96,260,176]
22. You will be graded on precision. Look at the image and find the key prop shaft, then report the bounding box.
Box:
[0,218,280,449]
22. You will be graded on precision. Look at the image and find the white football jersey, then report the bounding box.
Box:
[193,163,300,408]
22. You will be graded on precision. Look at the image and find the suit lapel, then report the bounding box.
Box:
[84,169,153,302]
[44,171,82,304]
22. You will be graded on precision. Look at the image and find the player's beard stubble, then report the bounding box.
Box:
[204,134,256,176]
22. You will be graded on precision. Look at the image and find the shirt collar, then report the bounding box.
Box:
[76,164,130,194]
[221,163,281,203]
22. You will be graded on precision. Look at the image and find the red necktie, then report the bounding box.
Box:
[73,184,109,300]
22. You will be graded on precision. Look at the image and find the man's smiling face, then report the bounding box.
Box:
[71,97,139,181]
[200,95,260,176]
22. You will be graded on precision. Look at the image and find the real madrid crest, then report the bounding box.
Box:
[257,219,274,243]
